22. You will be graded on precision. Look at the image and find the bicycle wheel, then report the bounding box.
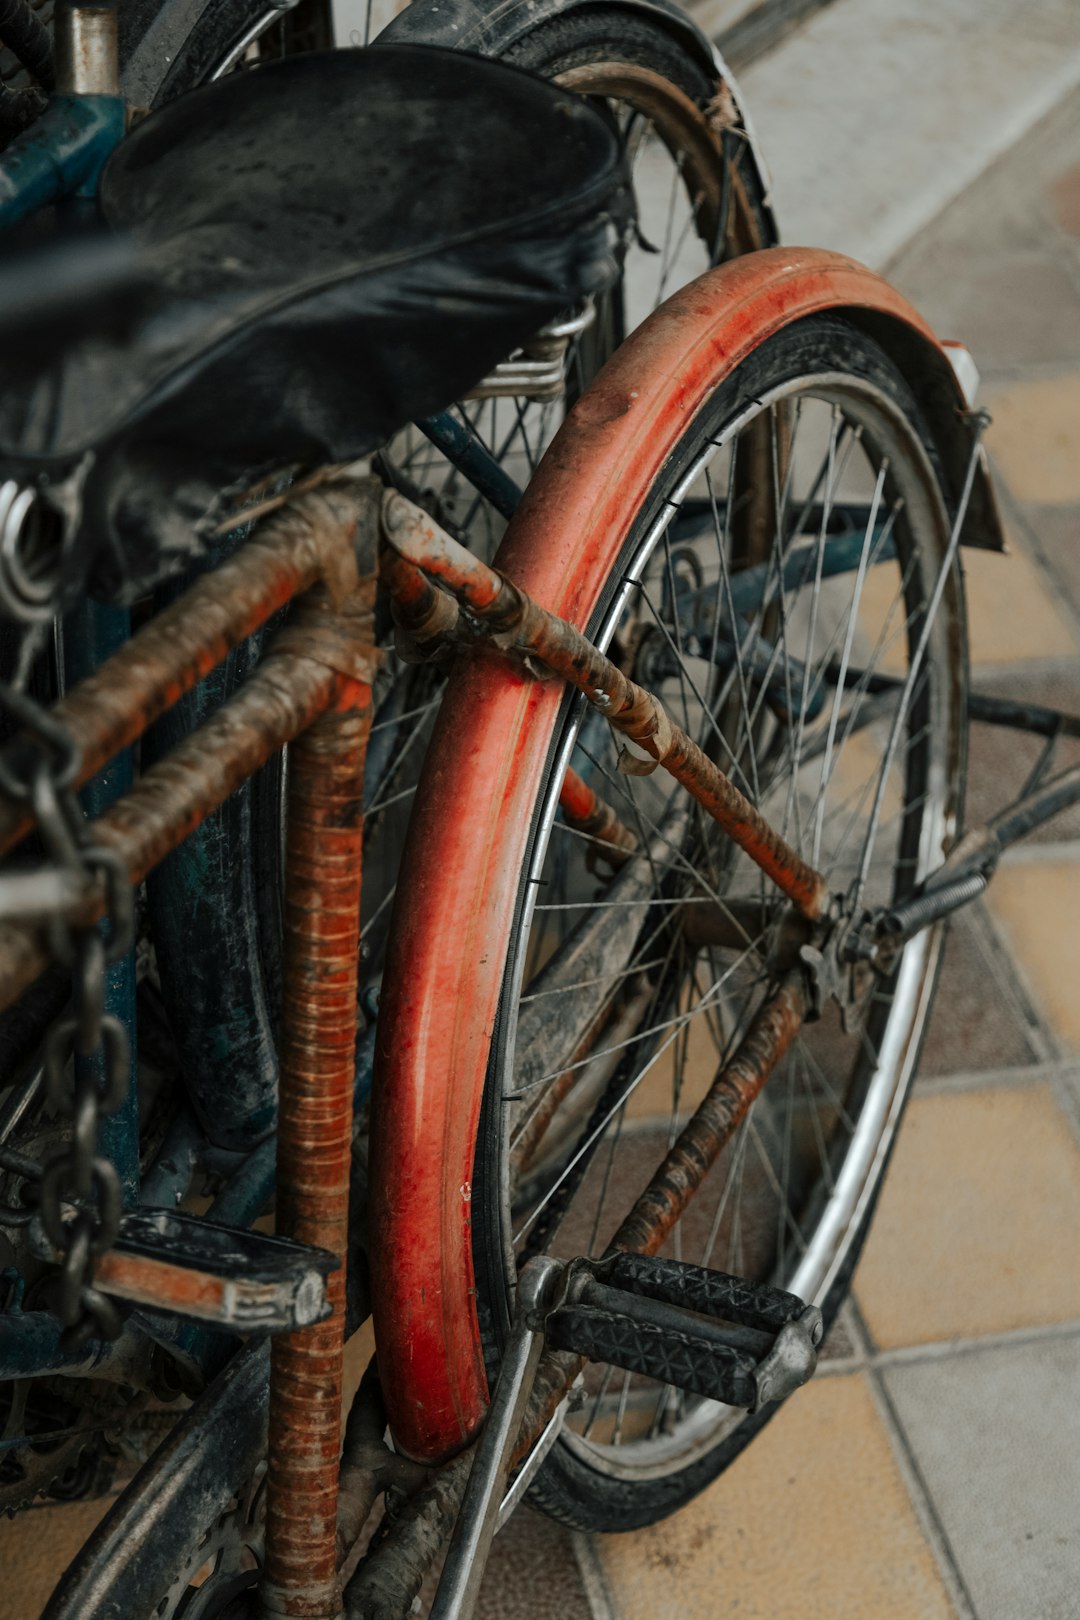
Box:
[373,285,969,1528]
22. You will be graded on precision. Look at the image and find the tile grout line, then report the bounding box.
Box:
[877,58,1080,281]
[965,901,1060,1065]
[863,1365,982,1620]
[994,476,1080,650]
[864,1314,1080,1370]
[848,1296,981,1620]
[915,1056,1080,1097]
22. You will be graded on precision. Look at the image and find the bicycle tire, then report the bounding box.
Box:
[372,275,969,1529]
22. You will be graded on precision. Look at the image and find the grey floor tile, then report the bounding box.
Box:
[918,909,1042,1077]
[882,1334,1080,1620]
[476,1506,595,1620]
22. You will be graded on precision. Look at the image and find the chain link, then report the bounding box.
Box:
[0,679,133,1347]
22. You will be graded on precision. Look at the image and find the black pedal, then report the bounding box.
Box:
[545,1253,822,1412]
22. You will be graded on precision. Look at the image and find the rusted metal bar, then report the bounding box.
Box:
[344,1451,473,1620]
[337,1358,429,1566]
[0,486,366,861]
[680,896,810,959]
[509,1001,617,1183]
[609,971,807,1256]
[0,649,346,1018]
[261,577,375,1620]
[558,766,637,865]
[515,971,806,1449]
[380,494,830,920]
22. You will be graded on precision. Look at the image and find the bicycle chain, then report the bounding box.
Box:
[0,680,134,1347]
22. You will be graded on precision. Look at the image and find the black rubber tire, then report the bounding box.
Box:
[499,6,772,255]
[470,314,968,1533]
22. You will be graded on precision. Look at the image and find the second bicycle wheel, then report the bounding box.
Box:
[372,276,969,1529]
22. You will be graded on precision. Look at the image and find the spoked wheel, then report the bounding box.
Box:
[373,299,968,1530]
[377,7,771,540]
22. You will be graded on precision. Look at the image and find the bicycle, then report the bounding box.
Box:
[0,4,1070,1619]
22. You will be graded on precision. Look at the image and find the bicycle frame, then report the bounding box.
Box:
[0,3,533,1396]
[6,13,1080,1620]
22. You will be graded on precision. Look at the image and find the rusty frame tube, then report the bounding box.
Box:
[0,649,347,1018]
[352,970,808,1619]
[609,970,807,1255]
[261,615,373,1620]
[0,488,362,861]
[517,971,806,1445]
[380,495,830,921]
[509,972,807,1451]
[558,765,637,864]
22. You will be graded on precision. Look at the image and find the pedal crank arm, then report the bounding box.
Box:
[430,1255,563,1620]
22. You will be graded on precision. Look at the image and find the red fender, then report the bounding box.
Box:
[369,246,1001,1463]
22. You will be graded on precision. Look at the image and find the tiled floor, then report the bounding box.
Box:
[576,57,1080,1620]
[7,20,1080,1620]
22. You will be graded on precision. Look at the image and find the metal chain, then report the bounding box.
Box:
[0,678,134,1346]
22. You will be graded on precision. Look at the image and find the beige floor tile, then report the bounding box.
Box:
[594,1373,955,1620]
[988,855,1080,1049]
[984,375,1080,504]
[961,542,1078,663]
[856,540,1076,672]
[856,1085,1080,1347]
[624,993,721,1123]
[0,1496,115,1620]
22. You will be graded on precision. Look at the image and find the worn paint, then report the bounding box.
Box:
[0,487,361,861]
[372,250,966,1464]
[261,581,374,1620]
[557,766,637,864]
[382,495,830,919]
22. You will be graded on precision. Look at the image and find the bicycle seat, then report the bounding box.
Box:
[0,46,631,602]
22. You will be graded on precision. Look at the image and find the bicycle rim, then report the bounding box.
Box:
[466,315,967,1518]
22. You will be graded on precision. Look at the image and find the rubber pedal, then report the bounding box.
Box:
[545,1253,822,1412]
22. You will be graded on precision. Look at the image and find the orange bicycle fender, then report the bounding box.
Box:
[369,246,1002,1466]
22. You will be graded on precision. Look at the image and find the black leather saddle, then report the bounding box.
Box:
[0,46,631,601]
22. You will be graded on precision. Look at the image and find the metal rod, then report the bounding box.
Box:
[0,649,345,1019]
[418,412,523,522]
[607,970,807,1256]
[558,765,637,863]
[852,412,989,907]
[380,495,830,920]
[0,489,357,862]
[429,1258,561,1620]
[261,584,374,1620]
[64,597,139,1206]
[825,662,1080,742]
